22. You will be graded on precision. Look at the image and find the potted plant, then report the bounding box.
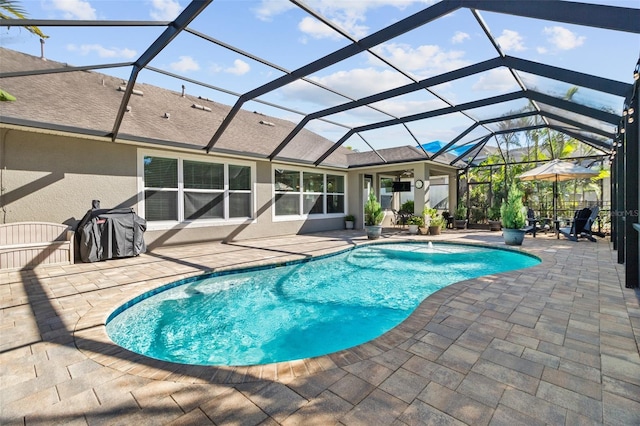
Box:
[501,182,527,245]
[406,215,424,235]
[344,214,355,230]
[488,204,502,231]
[364,190,384,239]
[454,204,467,229]
[400,200,414,215]
[422,207,446,235]
[424,207,444,235]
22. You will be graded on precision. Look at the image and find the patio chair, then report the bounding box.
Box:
[391,209,408,228]
[391,209,398,227]
[558,207,600,242]
[442,211,454,229]
[524,208,543,237]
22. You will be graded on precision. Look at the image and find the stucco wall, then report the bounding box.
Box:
[1,127,346,248]
[1,128,138,226]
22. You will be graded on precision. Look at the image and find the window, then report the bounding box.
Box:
[326,174,345,214]
[183,160,224,220]
[142,154,253,223]
[144,157,178,221]
[303,172,323,215]
[228,165,252,218]
[274,168,345,217]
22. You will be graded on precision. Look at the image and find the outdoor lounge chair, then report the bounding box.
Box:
[391,209,409,228]
[558,206,601,242]
[442,211,454,229]
[524,208,543,237]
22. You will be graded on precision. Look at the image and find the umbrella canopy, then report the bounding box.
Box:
[517,159,599,221]
[517,159,598,182]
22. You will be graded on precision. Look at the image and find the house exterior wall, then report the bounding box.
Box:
[0,127,346,248]
[1,128,138,226]
[143,160,344,248]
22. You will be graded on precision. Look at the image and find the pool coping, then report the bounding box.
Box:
[73,239,545,384]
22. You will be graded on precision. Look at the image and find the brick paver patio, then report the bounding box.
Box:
[1,229,639,425]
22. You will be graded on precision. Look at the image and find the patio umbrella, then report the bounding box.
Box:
[517,159,599,221]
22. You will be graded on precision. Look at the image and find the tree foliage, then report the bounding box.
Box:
[501,182,526,229]
[1,0,48,39]
[364,190,384,226]
[464,85,608,220]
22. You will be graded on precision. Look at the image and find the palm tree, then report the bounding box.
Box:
[1,0,48,39]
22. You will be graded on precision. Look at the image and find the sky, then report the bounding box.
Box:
[2,0,638,153]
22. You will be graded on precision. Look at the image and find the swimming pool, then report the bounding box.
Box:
[106,242,539,366]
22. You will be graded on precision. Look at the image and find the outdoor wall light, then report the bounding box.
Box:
[628,107,634,115]
[629,117,635,124]
[622,109,627,116]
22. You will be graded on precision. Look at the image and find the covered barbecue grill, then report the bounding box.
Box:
[77,201,146,263]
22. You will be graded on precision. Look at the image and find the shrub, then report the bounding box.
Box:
[454,204,467,220]
[488,204,501,221]
[400,200,414,213]
[501,182,526,229]
[364,190,384,226]
[423,207,445,229]
[407,215,424,226]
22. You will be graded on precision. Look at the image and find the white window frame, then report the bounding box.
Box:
[138,150,256,230]
[272,165,346,221]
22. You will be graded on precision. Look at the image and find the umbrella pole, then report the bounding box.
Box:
[553,176,558,222]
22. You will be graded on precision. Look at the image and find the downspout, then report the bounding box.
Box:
[0,128,7,223]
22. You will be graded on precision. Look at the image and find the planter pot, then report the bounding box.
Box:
[454,219,466,229]
[468,223,490,230]
[345,220,354,230]
[408,224,420,235]
[503,228,525,246]
[489,220,502,231]
[365,225,382,239]
[428,225,441,235]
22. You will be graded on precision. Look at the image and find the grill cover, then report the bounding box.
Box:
[77,205,146,263]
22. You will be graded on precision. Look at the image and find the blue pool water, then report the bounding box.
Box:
[106,243,539,366]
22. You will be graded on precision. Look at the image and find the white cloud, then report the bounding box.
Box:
[67,44,137,59]
[298,16,343,40]
[280,67,409,109]
[170,56,200,72]
[536,47,548,54]
[495,29,526,52]
[225,59,250,76]
[315,68,409,96]
[451,31,470,44]
[51,0,96,20]
[543,26,585,50]
[149,0,183,21]
[298,11,369,40]
[281,66,450,119]
[370,98,448,117]
[373,42,468,77]
[472,68,519,91]
[254,1,438,39]
[208,64,223,73]
[253,0,297,21]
